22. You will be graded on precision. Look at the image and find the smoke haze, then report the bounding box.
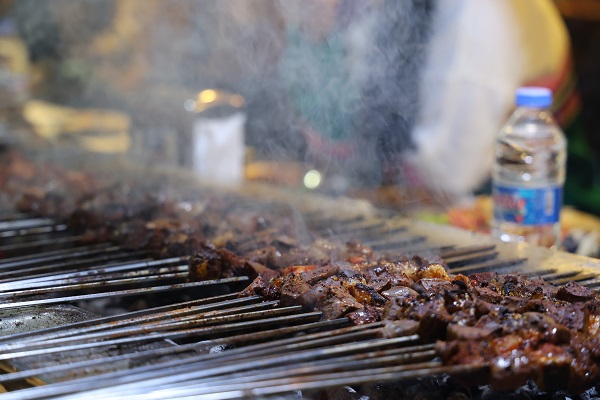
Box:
[8,0,436,190]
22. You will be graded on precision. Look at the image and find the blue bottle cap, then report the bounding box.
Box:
[515,87,553,108]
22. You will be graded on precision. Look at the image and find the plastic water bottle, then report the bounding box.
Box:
[492,87,566,248]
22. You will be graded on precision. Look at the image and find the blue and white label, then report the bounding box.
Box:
[493,184,561,225]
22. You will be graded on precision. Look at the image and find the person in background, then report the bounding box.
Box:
[275,0,578,207]
[275,0,432,193]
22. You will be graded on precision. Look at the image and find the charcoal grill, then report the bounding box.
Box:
[0,199,599,400]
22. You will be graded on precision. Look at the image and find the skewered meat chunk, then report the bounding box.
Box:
[346,306,381,325]
[238,255,600,393]
[557,280,597,302]
[279,273,314,309]
[315,285,363,320]
[189,245,222,281]
[297,265,340,285]
[379,319,420,337]
[238,276,280,301]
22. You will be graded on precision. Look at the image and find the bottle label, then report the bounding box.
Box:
[493,184,562,225]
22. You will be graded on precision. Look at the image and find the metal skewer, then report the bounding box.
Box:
[0,243,120,269]
[0,264,185,292]
[0,293,243,343]
[0,256,186,286]
[0,242,110,263]
[549,273,599,286]
[0,234,85,254]
[447,257,527,274]
[156,364,482,400]
[0,276,249,310]
[0,217,56,232]
[0,252,152,283]
[0,270,190,299]
[0,311,324,362]
[31,334,422,400]
[0,302,285,352]
[0,223,68,238]
[0,318,349,385]
[440,244,496,259]
[111,349,436,395]
[444,250,500,267]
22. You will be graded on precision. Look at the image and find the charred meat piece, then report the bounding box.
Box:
[279,273,314,309]
[346,306,382,325]
[189,245,222,281]
[556,280,598,302]
[245,257,600,393]
[315,285,363,320]
[343,280,386,307]
[238,276,280,301]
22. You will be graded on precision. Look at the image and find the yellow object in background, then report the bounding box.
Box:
[0,18,29,107]
[22,100,131,154]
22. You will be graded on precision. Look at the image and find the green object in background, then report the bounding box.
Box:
[414,211,449,225]
[279,29,360,142]
[563,115,600,216]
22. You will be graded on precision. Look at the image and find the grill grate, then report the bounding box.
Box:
[0,210,598,399]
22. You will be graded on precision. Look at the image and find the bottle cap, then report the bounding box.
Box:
[515,87,553,108]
